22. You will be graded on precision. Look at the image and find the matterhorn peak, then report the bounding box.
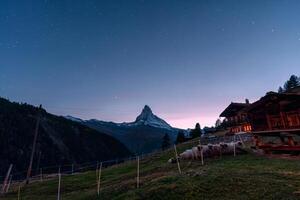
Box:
[142,105,152,114]
[134,105,172,129]
[136,105,154,122]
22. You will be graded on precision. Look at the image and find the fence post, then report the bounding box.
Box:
[26,107,41,184]
[71,164,74,175]
[1,164,13,194]
[57,167,61,200]
[200,148,204,165]
[136,156,140,188]
[40,168,43,182]
[96,161,99,181]
[97,162,102,196]
[233,135,236,157]
[17,185,21,200]
[5,175,12,193]
[173,145,181,174]
[199,140,204,165]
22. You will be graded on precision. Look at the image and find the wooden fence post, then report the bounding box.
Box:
[1,164,13,194]
[173,145,181,174]
[199,140,204,165]
[57,167,61,200]
[71,164,74,175]
[97,162,102,196]
[26,106,42,184]
[136,156,140,188]
[40,168,43,182]
[17,185,21,200]
[96,161,99,181]
[233,135,236,157]
[200,148,204,165]
[5,175,12,193]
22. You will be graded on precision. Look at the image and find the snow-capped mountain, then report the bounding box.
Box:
[64,105,181,154]
[121,105,173,129]
[65,105,173,130]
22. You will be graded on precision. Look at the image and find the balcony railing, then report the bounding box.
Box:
[223,118,250,127]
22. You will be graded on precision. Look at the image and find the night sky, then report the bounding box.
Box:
[1,0,300,128]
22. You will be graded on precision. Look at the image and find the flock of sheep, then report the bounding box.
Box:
[170,141,245,162]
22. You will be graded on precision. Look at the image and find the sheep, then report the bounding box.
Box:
[191,146,201,160]
[179,149,194,160]
[176,141,245,161]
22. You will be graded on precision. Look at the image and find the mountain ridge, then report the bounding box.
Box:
[66,105,173,130]
[66,105,182,154]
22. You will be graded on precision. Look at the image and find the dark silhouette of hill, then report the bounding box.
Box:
[0,97,131,176]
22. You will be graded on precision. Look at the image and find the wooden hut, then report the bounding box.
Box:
[246,90,300,153]
[246,92,300,131]
[219,99,252,134]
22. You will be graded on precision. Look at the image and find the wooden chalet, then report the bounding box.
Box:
[246,92,300,132]
[245,89,300,153]
[219,99,252,134]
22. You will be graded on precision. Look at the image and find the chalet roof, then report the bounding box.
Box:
[219,102,250,117]
[245,92,300,112]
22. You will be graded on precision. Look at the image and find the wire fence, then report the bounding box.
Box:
[0,133,253,198]
[0,133,253,182]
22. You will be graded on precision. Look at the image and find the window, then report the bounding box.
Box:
[269,115,284,129]
[286,113,300,127]
[243,124,252,132]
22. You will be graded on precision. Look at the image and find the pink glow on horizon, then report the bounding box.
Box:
[160,112,220,129]
[167,117,217,129]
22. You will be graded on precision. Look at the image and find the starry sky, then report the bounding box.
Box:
[1,0,300,128]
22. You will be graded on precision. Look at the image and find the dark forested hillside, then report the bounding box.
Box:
[0,98,131,176]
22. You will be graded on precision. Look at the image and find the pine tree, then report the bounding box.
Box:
[176,131,185,144]
[283,75,300,91]
[215,118,222,128]
[190,123,201,138]
[161,133,171,150]
[278,86,284,93]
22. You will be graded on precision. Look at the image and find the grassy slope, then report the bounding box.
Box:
[3,140,300,200]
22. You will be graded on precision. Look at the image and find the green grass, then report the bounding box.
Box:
[3,140,300,200]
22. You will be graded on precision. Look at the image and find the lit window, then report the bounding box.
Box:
[287,114,300,127]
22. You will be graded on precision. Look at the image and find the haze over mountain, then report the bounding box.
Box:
[67,105,181,154]
[0,97,131,176]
